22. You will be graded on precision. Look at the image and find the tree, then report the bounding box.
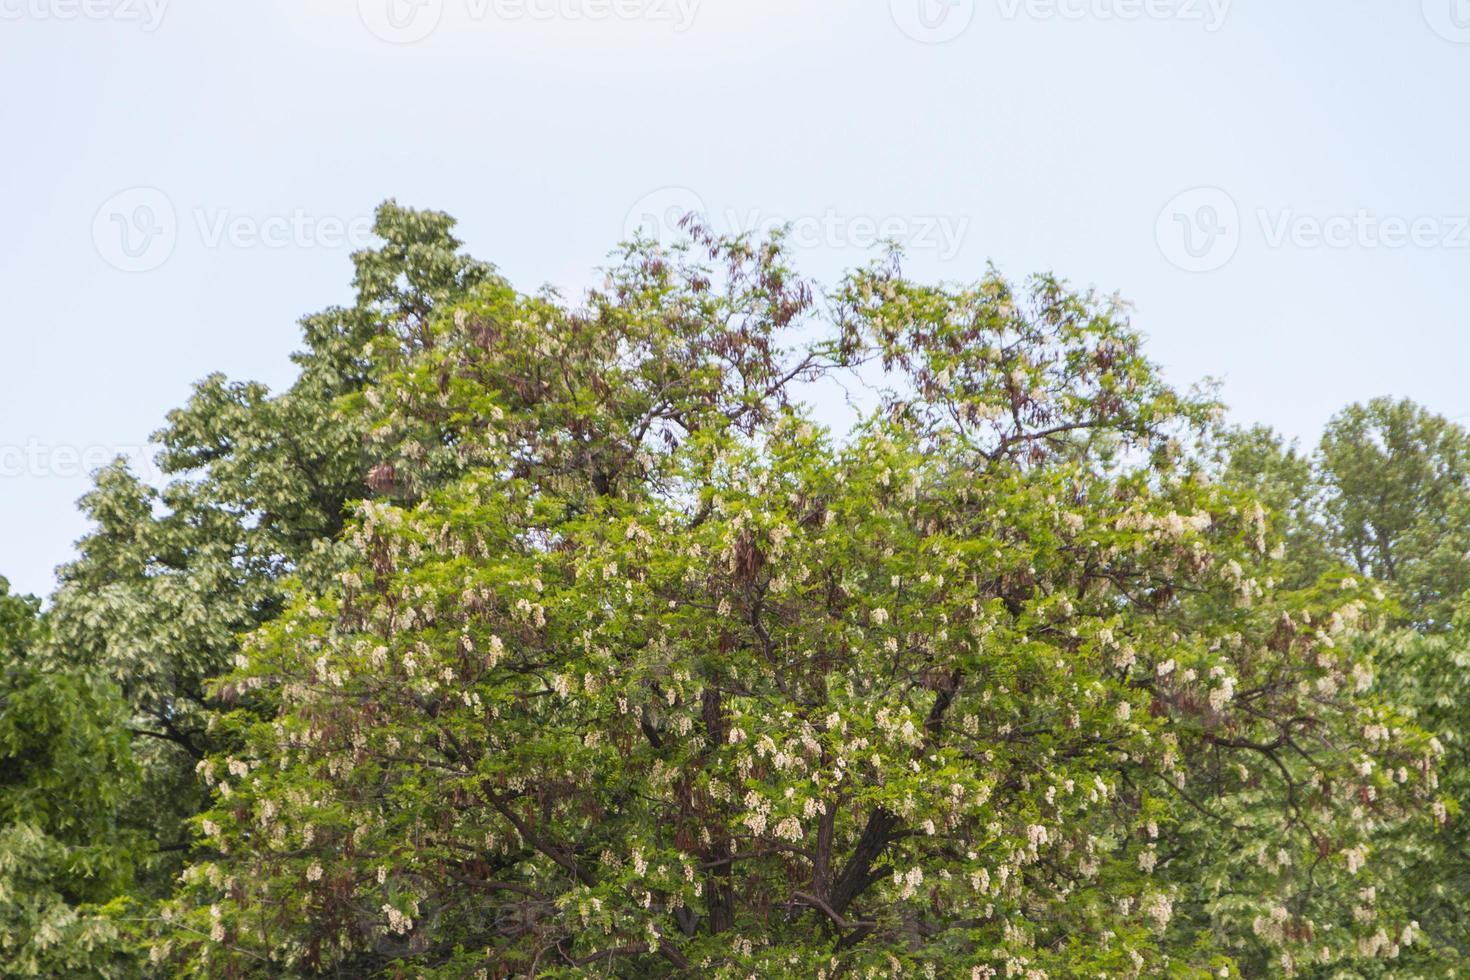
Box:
[1213,424,1333,590]
[43,202,497,906]
[1312,399,1470,968]
[1216,404,1470,973]
[1318,398,1470,631]
[155,226,1439,977]
[0,577,141,977]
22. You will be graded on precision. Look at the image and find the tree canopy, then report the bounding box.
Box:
[4,203,1469,978]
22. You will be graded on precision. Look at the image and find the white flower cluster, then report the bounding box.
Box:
[1143,892,1173,929]
[382,904,413,935]
[1207,667,1236,712]
[894,866,925,900]
[774,817,803,842]
[1116,509,1212,539]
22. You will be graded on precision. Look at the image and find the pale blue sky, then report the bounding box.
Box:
[3,0,1469,597]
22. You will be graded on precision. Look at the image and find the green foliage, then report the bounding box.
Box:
[18,204,1470,978]
[1352,603,1470,974]
[1318,397,1470,631]
[1213,403,1470,973]
[149,230,1437,977]
[0,580,40,662]
[1213,425,1334,589]
[0,578,141,977]
[42,201,496,900]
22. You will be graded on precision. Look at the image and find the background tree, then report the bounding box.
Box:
[1213,402,1470,973]
[0,577,141,978]
[1213,424,1334,589]
[1313,400,1470,969]
[42,202,496,907]
[1317,397,1470,631]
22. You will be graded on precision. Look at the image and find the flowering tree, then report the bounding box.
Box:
[156,223,1441,977]
[41,202,494,913]
[0,578,140,977]
[1219,402,1470,971]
